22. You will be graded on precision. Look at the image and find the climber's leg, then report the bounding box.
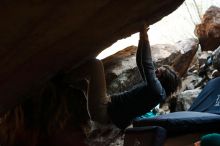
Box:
[66,59,110,123]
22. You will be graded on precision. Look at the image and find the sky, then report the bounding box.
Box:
[97,0,220,59]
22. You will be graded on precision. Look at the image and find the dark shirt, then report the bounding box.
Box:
[107,39,166,130]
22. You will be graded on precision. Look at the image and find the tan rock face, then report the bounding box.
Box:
[195,6,220,51]
[0,0,184,113]
[103,38,198,95]
[172,38,199,77]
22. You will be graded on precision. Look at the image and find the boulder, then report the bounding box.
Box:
[175,88,202,111]
[163,73,203,113]
[212,46,220,71]
[181,74,203,91]
[103,38,198,95]
[197,50,212,67]
[172,38,199,77]
[0,0,185,114]
[103,44,181,95]
[103,46,140,95]
[151,44,181,67]
[195,6,220,51]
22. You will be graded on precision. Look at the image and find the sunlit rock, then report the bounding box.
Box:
[195,6,220,51]
[181,74,203,91]
[103,38,198,95]
[172,38,199,77]
[175,88,202,111]
[102,44,181,95]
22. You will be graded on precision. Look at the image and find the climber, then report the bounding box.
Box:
[66,25,182,130]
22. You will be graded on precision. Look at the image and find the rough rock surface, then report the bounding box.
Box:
[175,88,202,111]
[195,6,220,51]
[180,74,203,91]
[197,50,212,67]
[172,38,199,77]
[103,38,198,95]
[0,0,185,114]
[103,44,181,95]
[213,46,220,71]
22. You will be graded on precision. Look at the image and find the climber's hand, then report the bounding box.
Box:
[140,24,149,41]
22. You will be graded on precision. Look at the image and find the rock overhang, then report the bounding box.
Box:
[0,0,185,113]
